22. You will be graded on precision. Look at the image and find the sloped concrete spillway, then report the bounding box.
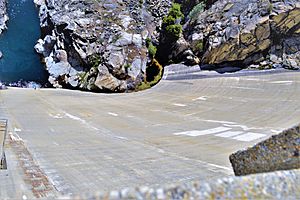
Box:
[0,66,300,198]
[0,0,47,83]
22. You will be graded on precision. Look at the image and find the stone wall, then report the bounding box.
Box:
[230,124,300,176]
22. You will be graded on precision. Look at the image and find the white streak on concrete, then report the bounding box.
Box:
[206,163,233,171]
[173,103,187,107]
[108,112,119,117]
[270,81,293,85]
[63,112,99,131]
[49,113,63,119]
[151,123,164,127]
[174,127,231,137]
[215,131,244,138]
[53,142,59,146]
[64,112,83,121]
[244,78,260,81]
[230,86,263,90]
[184,113,197,116]
[157,149,165,153]
[223,124,266,131]
[223,124,252,131]
[193,96,207,101]
[114,136,129,141]
[271,129,282,134]
[228,77,240,81]
[232,132,266,142]
[172,153,232,172]
[14,128,22,132]
[150,109,162,112]
[9,131,23,142]
[203,119,237,125]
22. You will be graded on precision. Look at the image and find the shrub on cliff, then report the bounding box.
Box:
[137,59,163,91]
[146,38,157,58]
[162,3,184,40]
[165,3,183,22]
[148,43,157,58]
[165,24,182,40]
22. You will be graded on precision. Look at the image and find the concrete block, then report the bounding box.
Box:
[229,124,300,176]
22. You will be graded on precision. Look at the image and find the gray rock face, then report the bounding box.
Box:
[0,0,8,34]
[184,0,300,70]
[230,124,300,176]
[34,0,172,92]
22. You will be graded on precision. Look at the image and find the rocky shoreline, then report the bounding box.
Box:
[0,0,8,34]
[0,0,8,60]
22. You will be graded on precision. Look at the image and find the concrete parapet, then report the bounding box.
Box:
[66,169,300,200]
[230,124,300,176]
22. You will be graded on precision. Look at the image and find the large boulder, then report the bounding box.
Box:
[185,0,300,69]
[34,0,172,92]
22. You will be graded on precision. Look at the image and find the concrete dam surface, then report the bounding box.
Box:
[0,68,300,198]
[0,0,299,199]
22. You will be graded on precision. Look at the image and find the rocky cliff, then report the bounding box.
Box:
[33,0,300,91]
[0,0,8,35]
[34,0,171,92]
[183,0,300,70]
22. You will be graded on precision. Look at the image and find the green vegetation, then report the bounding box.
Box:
[194,40,204,52]
[268,3,273,13]
[137,59,163,91]
[78,71,89,88]
[165,24,182,39]
[145,38,151,45]
[162,3,184,40]
[146,38,157,58]
[88,54,102,68]
[78,71,88,81]
[124,63,131,70]
[163,3,184,25]
[188,2,205,20]
[111,34,122,43]
[148,43,157,58]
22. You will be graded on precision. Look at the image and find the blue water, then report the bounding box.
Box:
[0,0,48,83]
